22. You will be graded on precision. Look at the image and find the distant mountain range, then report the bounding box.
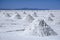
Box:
[0,8,49,10]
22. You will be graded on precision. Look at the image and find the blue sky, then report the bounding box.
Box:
[0,0,60,10]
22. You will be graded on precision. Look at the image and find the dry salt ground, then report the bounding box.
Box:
[0,10,60,40]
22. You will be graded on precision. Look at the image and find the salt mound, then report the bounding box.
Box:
[20,14,34,29]
[4,13,11,17]
[47,13,55,21]
[14,13,22,19]
[25,18,57,37]
[50,13,55,17]
[48,17,53,21]
[23,14,34,23]
[33,12,38,17]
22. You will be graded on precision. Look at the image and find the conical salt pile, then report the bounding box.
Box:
[14,13,22,19]
[21,14,34,28]
[4,13,11,17]
[23,14,34,23]
[48,17,53,21]
[47,13,55,21]
[33,12,38,17]
[50,13,55,17]
[25,19,57,37]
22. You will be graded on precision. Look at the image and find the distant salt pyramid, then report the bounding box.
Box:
[50,13,55,17]
[23,12,26,14]
[48,13,55,21]
[24,14,34,23]
[25,19,57,37]
[48,17,53,21]
[4,13,11,17]
[14,13,21,19]
[21,14,34,28]
[33,12,38,17]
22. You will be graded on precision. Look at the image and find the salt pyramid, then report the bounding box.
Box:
[14,13,21,19]
[21,14,34,28]
[50,13,55,17]
[48,17,53,21]
[4,13,11,17]
[33,12,38,17]
[25,18,57,37]
[23,14,34,23]
[48,13,55,21]
[23,12,26,14]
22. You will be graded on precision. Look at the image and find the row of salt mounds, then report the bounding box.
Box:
[2,12,22,20]
[24,18,57,37]
[0,12,34,32]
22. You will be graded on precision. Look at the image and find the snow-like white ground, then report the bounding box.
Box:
[0,10,60,40]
